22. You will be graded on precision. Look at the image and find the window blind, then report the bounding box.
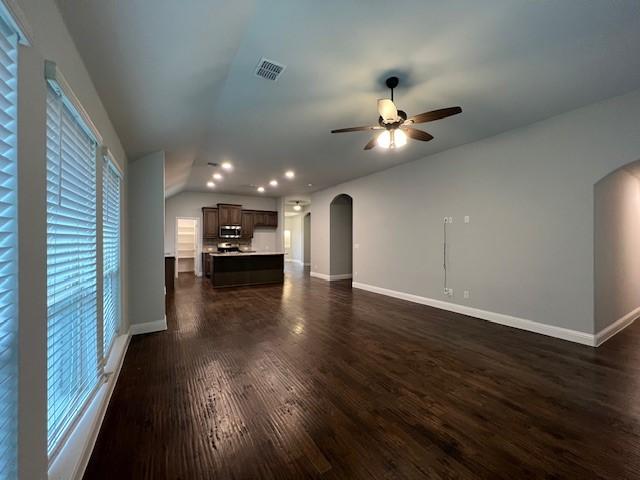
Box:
[0,16,17,480]
[102,157,120,356]
[46,86,99,455]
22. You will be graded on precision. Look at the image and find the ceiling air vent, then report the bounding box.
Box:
[255,57,286,81]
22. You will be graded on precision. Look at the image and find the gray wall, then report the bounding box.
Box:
[594,164,640,332]
[15,0,128,477]
[312,88,640,335]
[329,195,353,276]
[304,212,311,265]
[164,191,278,259]
[129,152,165,326]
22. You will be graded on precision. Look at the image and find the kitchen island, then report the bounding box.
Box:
[207,252,284,288]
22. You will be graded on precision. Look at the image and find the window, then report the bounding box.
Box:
[102,155,121,356]
[0,15,18,480]
[46,85,99,454]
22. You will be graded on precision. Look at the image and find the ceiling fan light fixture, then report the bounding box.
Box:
[377,130,391,148]
[394,129,407,147]
[377,129,407,149]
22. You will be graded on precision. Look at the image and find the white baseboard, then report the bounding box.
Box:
[49,333,131,480]
[352,282,596,346]
[311,271,353,281]
[129,316,167,335]
[594,306,640,346]
[285,259,304,265]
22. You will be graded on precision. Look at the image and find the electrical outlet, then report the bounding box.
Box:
[464,290,469,299]
[464,216,470,224]
[444,288,454,296]
[448,216,453,224]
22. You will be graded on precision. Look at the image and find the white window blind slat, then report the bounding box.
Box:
[46,85,99,456]
[0,15,16,480]
[102,157,120,356]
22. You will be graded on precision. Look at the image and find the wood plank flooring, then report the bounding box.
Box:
[84,266,640,479]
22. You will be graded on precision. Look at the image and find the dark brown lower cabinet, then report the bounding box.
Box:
[210,254,284,288]
[202,253,212,277]
[165,256,175,292]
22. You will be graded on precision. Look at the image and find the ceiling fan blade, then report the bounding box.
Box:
[403,128,434,142]
[378,98,398,122]
[364,137,378,150]
[331,125,381,133]
[406,106,462,125]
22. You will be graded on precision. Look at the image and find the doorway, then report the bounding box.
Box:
[175,217,198,277]
[329,194,353,281]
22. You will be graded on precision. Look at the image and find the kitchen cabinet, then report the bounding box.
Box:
[202,208,218,239]
[265,211,278,227]
[202,206,277,240]
[165,256,175,292]
[202,253,212,277]
[253,210,278,228]
[218,204,242,226]
[241,211,254,239]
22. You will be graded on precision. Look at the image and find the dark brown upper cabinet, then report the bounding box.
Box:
[218,204,242,226]
[202,206,277,240]
[241,211,254,239]
[253,211,277,228]
[202,207,218,239]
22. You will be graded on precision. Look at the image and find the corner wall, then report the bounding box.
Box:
[128,152,165,328]
[311,88,640,338]
[594,165,640,335]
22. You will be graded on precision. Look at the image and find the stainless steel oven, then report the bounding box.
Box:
[219,225,241,238]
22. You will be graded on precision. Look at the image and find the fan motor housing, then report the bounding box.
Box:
[379,110,407,129]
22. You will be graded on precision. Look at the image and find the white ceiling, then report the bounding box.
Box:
[56,0,640,198]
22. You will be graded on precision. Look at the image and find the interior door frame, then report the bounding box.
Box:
[175,216,201,277]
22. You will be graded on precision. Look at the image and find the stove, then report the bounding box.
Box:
[217,242,240,253]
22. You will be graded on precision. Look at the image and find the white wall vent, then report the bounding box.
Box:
[255,58,286,81]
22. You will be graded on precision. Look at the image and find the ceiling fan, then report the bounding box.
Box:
[331,76,462,150]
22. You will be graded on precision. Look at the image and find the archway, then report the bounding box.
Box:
[329,194,353,281]
[594,159,640,343]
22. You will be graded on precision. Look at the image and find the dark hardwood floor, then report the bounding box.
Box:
[85,266,640,479]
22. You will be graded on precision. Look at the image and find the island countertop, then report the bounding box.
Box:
[208,251,285,257]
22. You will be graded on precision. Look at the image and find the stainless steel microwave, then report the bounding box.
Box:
[219,225,241,238]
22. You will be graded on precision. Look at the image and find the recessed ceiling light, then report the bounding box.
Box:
[213,173,223,180]
[257,186,265,193]
[307,183,313,187]
[285,170,295,179]
[206,181,215,188]
[221,162,233,171]
[269,179,278,187]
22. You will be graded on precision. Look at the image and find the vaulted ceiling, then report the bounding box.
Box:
[56,0,640,197]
